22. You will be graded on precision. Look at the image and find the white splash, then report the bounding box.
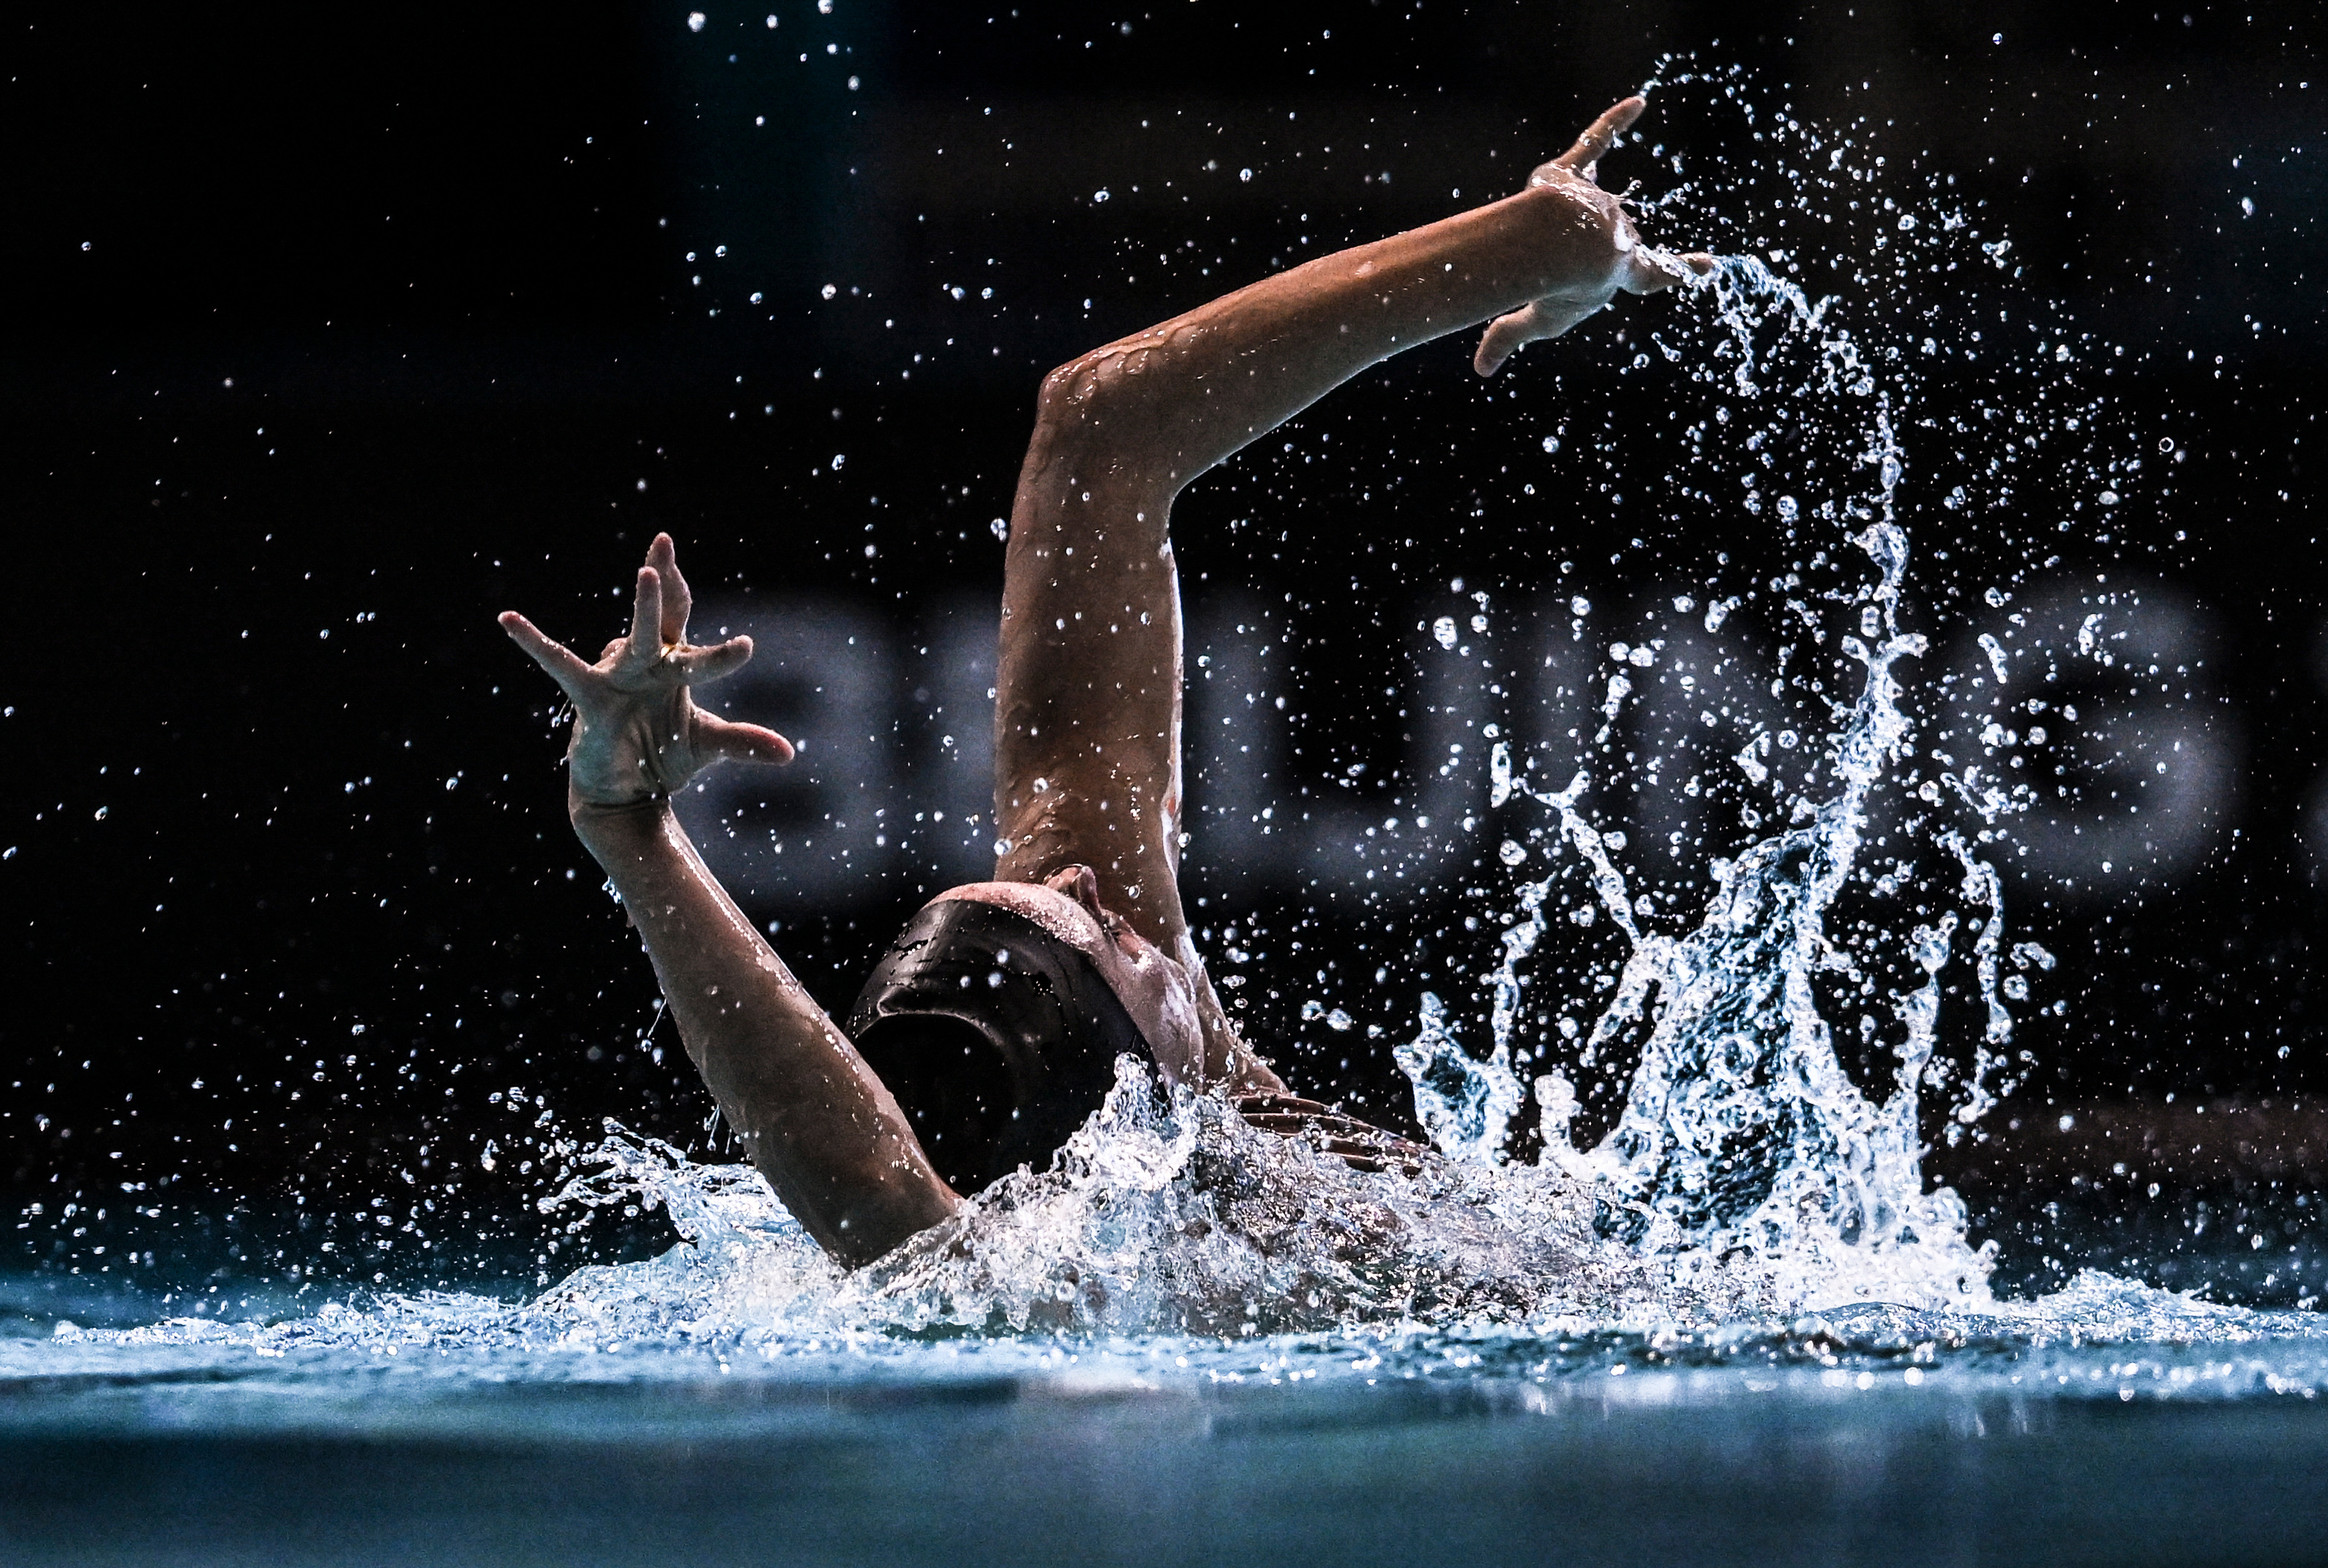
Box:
[1487,509,1999,1312]
[525,1070,1761,1341]
[1393,992,1525,1164]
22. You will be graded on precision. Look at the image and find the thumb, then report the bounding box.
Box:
[1474,301,1552,376]
[693,711,796,767]
[666,634,756,684]
[1622,248,1716,296]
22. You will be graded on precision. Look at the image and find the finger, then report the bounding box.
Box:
[1288,1109,1376,1131]
[1622,247,1716,296]
[1233,1093,1332,1116]
[1327,1144,1423,1175]
[498,611,596,695]
[1235,1107,1358,1130]
[1245,1113,1388,1142]
[1237,1112,1308,1130]
[693,710,796,766]
[647,533,692,645]
[1551,95,1646,176]
[1319,1145,1423,1176]
[1473,302,1548,377]
[625,567,664,664]
[1318,1122,1426,1150]
[666,634,754,684]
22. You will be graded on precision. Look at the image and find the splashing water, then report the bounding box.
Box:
[1483,506,1999,1309]
[1378,82,2159,1312]
[1425,245,2042,1309]
[532,1066,1731,1340]
[1391,993,1525,1166]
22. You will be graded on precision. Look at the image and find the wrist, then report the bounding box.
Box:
[1503,179,1626,289]
[569,788,672,853]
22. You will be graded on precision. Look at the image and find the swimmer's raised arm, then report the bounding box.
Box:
[500,534,959,1265]
[994,97,1709,1027]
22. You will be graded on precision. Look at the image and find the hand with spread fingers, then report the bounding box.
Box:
[498,533,796,809]
[1233,1093,1431,1177]
[1473,96,1716,378]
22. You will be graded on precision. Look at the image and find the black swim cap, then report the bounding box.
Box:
[846,898,1148,1195]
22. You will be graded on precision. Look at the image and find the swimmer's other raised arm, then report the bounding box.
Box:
[500,534,960,1265]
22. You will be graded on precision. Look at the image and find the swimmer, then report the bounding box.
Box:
[500,97,1711,1265]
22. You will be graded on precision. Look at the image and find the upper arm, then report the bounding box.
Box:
[993,353,1189,949]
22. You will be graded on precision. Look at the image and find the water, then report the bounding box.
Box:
[8,70,2324,1565]
[7,1078,2323,1565]
[7,1232,2326,1566]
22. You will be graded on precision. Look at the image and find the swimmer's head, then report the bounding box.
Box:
[847,870,1200,1192]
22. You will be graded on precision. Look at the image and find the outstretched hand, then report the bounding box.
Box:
[1473,96,1715,377]
[499,533,794,808]
[1233,1093,1430,1177]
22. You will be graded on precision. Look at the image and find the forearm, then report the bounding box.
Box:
[571,795,958,1263]
[1036,180,1621,485]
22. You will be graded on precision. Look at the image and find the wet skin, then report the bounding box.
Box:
[502,98,1709,1266]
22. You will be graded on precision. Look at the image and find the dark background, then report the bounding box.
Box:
[5,1,2323,1303]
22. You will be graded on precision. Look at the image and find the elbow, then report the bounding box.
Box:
[1034,331,1178,447]
[1028,336,1201,501]
[1034,349,1123,442]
